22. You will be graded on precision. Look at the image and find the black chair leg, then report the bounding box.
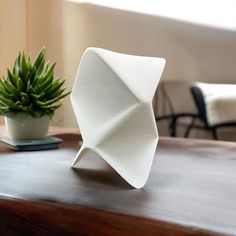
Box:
[184,117,196,138]
[212,128,218,140]
[169,116,177,137]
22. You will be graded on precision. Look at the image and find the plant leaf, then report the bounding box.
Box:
[33,47,46,69]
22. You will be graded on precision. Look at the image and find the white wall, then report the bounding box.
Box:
[0,0,26,124]
[0,0,26,74]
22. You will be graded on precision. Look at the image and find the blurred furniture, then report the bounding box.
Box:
[155,81,198,137]
[156,113,197,137]
[187,83,236,140]
[1,126,236,235]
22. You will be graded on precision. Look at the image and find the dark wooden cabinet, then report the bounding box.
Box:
[0,126,236,235]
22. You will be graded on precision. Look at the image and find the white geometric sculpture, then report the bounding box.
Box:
[71,48,165,188]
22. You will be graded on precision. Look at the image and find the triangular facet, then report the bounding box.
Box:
[95,48,166,101]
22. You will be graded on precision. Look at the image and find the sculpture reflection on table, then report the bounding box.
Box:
[70,47,165,188]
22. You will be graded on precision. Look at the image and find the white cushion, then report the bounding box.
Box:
[195,82,236,126]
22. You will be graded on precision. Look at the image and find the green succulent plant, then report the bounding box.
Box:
[0,48,70,118]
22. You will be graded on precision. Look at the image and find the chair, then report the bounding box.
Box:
[187,83,236,140]
[155,81,198,137]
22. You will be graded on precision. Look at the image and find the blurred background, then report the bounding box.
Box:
[0,0,235,141]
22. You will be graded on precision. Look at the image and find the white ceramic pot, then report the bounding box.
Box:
[4,113,50,140]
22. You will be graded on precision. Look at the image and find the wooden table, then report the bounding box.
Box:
[0,126,236,236]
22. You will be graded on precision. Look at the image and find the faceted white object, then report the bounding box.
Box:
[71,48,165,188]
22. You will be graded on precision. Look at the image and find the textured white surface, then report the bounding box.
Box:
[71,48,165,188]
[196,82,236,126]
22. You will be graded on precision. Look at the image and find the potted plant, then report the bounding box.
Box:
[0,48,70,139]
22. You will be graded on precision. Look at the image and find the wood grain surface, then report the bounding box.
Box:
[0,126,236,235]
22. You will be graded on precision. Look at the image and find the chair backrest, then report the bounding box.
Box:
[190,86,209,127]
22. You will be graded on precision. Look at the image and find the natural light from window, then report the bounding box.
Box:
[70,0,236,31]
